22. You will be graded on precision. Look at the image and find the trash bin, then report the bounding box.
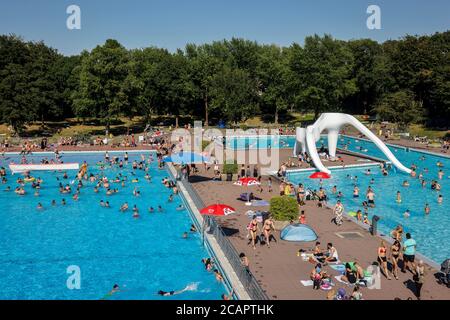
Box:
[371,215,380,236]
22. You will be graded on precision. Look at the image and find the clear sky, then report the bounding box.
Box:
[1,0,449,56]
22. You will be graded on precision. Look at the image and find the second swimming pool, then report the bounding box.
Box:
[288,136,449,264]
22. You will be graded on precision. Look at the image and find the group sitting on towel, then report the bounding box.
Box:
[301,242,371,290]
[239,192,262,202]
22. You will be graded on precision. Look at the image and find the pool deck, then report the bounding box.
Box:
[188,154,450,300]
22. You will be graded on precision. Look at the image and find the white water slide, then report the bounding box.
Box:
[293,113,411,175]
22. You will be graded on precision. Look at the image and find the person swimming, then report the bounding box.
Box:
[396,191,402,203]
[424,203,430,215]
[404,209,410,218]
[101,284,120,300]
[132,205,139,218]
[176,204,185,211]
[157,283,198,297]
[120,202,129,212]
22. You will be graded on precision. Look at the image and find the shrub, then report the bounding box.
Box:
[223,160,238,174]
[270,196,298,221]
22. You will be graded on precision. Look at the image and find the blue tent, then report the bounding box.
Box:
[280,224,318,242]
[163,152,210,164]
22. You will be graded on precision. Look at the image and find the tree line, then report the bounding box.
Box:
[0,32,449,134]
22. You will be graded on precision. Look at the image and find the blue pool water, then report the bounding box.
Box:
[226,135,296,150]
[0,151,225,299]
[287,136,450,264]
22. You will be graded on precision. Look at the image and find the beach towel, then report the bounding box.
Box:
[329,264,346,273]
[300,253,315,262]
[334,275,351,286]
[251,200,270,207]
[300,280,313,287]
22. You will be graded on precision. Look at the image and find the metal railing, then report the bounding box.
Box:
[203,215,269,300]
[174,169,269,300]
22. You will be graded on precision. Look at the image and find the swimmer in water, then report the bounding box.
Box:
[176,204,185,211]
[37,203,43,210]
[221,289,235,300]
[120,202,129,212]
[148,207,155,213]
[214,269,224,282]
[132,205,139,217]
[404,209,410,218]
[438,194,443,204]
[402,180,410,187]
[396,191,402,203]
[101,284,120,300]
[157,283,198,297]
[182,232,188,239]
[51,200,56,206]
[61,199,66,205]
[424,203,430,215]
[158,205,163,212]
[168,194,173,202]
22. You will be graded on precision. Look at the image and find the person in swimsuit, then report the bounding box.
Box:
[248,215,259,250]
[378,240,391,280]
[353,186,359,198]
[391,225,403,241]
[341,263,358,284]
[263,216,275,248]
[157,284,195,297]
[390,240,401,280]
[366,189,376,208]
[396,191,402,203]
[297,184,306,205]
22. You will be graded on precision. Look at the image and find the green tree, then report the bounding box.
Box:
[257,45,290,124]
[373,90,424,127]
[210,66,257,124]
[289,35,356,120]
[73,39,132,133]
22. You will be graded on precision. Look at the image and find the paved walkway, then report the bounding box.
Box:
[189,163,449,300]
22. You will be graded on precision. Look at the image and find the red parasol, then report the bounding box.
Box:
[200,204,236,216]
[309,172,331,179]
[234,177,260,186]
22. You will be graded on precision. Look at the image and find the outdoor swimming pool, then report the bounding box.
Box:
[226,135,296,150]
[288,136,449,264]
[0,151,225,299]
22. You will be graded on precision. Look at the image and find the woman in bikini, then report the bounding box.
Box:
[297,184,306,205]
[378,240,391,280]
[390,240,401,280]
[249,216,259,249]
[263,216,275,248]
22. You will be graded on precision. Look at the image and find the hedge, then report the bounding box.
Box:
[269,196,298,221]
